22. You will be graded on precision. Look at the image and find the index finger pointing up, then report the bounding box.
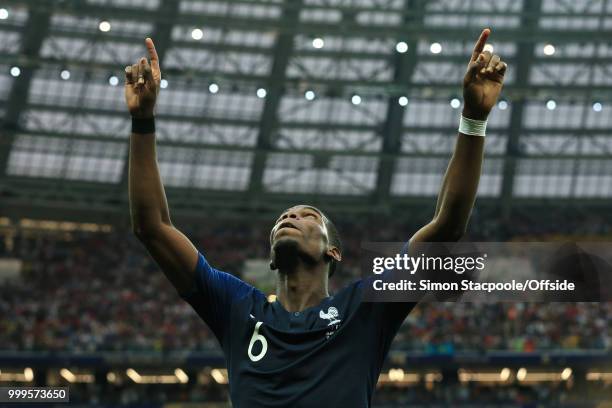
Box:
[145,37,160,73]
[470,28,491,63]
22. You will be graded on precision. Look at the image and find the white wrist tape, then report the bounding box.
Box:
[458,115,487,137]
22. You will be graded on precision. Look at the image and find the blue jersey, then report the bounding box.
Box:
[180,251,415,408]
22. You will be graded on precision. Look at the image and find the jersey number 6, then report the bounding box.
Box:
[248,321,268,362]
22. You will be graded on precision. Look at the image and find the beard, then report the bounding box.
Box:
[270,237,317,273]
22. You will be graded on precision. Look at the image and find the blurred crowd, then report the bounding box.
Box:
[0,208,611,353]
[398,302,610,353]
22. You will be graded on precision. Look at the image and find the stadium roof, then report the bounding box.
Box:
[1,0,612,222]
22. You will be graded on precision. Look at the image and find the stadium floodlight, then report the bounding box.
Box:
[211,368,229,384]
[515,368,574,383]
[98,20,111,32]
[398,96,408,106]
[459,369,513,383]
[174,369,189,384]
[498,100,508,110]
[208,82,219,94]
[0,8,8,19]
[395,41,408,53]
[546,99,557,110]
[388,368,405,381]
[126,368,143,383]
[60,69,71,80]
[543,44,555,56]
[430,42,442,54]
[305,90,315,101]
[256,88,267,98]
[191,28,204,40]
[60,368,94,383]
[108,75,119,86]
[593,102,603,112]
[10,66,20,77]
[586,371,612,381]
[351,94,361,105]
[0,368,34,382]
[160,79,168,89]
[561,368,572,380]
[126,368,185,384]
[312,38,324,49]
[450,98,461,109]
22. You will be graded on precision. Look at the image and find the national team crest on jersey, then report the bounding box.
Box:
[319,306,341,326]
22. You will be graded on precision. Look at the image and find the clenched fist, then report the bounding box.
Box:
[462,29,507,120]
[125,38,161,118]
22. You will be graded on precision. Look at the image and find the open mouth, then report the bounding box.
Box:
[276,221,299,232]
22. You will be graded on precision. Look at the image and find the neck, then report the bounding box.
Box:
[275,262,329,312]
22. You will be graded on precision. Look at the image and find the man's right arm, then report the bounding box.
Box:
[126,38,198,295]
[129,132,198,294]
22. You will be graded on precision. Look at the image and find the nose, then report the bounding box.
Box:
[281,211,299,221]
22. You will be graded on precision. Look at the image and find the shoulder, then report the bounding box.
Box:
[333,278,364,300]
[188,251,265,302]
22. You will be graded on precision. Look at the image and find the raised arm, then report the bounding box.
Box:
[125,38,198,294]
[410,28,507,244]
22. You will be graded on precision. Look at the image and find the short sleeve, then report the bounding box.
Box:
[179,251,254,344]
[359,240,416,348]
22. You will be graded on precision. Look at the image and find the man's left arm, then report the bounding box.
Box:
[410,28,507,245]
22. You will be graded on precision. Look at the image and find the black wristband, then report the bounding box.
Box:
[131,117,155,134]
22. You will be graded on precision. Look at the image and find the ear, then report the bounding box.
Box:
[325,247,342,263]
